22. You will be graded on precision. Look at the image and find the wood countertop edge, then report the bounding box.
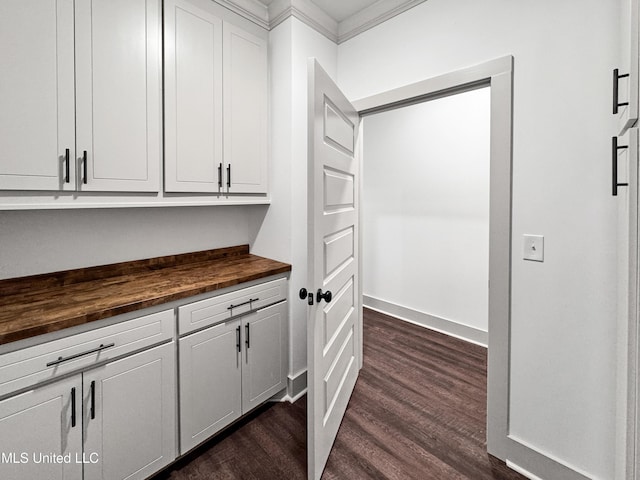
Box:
[0,255,291,346]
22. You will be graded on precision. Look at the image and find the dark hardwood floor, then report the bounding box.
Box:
[154,308,526,480]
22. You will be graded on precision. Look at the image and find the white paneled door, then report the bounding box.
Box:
[307,59,362,480]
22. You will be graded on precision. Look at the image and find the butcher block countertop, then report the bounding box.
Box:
[0,245,291,345]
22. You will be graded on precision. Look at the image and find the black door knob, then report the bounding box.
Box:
[316,289,332,303]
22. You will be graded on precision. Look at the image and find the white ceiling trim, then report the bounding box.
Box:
[217,0,425,44]
[269,0,338,42]
[215,0,270,29]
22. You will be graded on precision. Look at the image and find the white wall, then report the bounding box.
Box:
[252,17,338,382]
[363,87,490,334]
[338,1,617,478]
[250,19,292,266]
[0,206,252,279]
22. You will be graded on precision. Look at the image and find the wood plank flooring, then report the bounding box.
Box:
[154,308,526,480]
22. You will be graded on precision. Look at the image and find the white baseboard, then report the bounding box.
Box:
[506,435,595,480]
[363,295,488,347]
[284,387,307,403]
[285,369,307,402]
[507,461,546,480]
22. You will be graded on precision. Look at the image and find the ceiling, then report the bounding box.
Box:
[307,0,381,23]
[245,0,424,43]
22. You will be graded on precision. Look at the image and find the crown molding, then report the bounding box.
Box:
[337,0,426,44]
[218,0,426,44]
[215,0,270,29]
[269,0,338,42]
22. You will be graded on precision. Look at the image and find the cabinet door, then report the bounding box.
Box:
[242,301,287,413]
[75,0,161,192]
[223,23,268,194]
[617,0,639,135]
[178,319,242,454]
[0,375,82,480]
[164,0,223,193]
[83,342,176,480]
[0,0,75,191]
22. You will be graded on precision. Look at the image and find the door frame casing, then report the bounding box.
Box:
[353,56,588,480]
[352,54,512,459]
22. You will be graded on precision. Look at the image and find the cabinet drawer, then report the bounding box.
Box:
[178,277,287,335]
[0,309,174,398]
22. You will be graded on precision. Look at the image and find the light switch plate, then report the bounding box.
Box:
[523,234,544,262]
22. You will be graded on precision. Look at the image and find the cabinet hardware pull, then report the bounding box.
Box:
[90,381,96,420]
[227,164,231,188]
[82,150,88,184]
[64,148,70,183]
[245,323,250,349]
[613,136,629,196]
[316,289,333,304]
[218,163,223,188]
[236,326,241,353]
[614,68,630,114]
[46,342,116,367]
[227,297,260,311]
[71,387,76,428]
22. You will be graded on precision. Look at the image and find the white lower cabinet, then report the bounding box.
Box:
[0,375,83,480]
[0,309,176,480]
[242,302,288,413]
[179,319,242,452]
[0,278,288,477]
[0,342,176,480]
[179,301,287,454]
[83,342,176,480]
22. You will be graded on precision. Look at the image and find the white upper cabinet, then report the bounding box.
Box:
[1,0,269,202]
[0,0,76,191]
[164,0,223,193]
[75,0,161,192]
[616,0,639,135]
[164,0,268,195]
[0,0,161,193]
[223,23,268,194]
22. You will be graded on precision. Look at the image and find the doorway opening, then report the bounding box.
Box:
[361,86,491,347]
[352,56,513,461]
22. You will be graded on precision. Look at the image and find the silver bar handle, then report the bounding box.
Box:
[46,343,115,367]
[227,297,260,311]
